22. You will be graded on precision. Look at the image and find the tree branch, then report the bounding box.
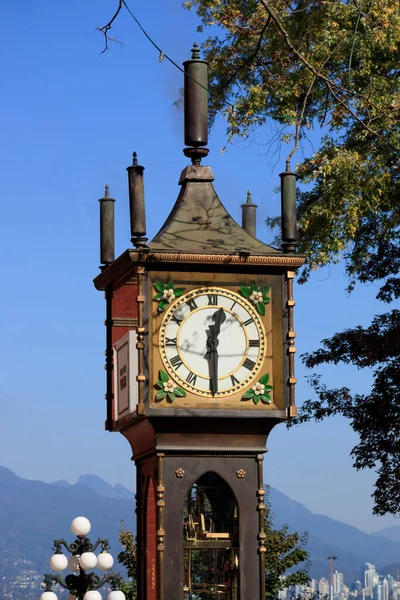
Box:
[97,0,124,55]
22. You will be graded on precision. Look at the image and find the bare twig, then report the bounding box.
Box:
[97,0,124,55]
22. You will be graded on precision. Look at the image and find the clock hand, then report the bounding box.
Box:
[205,308,226,395]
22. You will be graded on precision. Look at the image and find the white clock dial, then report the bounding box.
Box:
[159,287,266,398]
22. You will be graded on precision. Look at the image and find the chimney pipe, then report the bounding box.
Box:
[127,152,148,248]
[183,42,209,165]
[280,168,298,253]
[99,184,115,265]
[241,190,257,238]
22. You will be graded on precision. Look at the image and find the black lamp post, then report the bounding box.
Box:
[40,517,125,600]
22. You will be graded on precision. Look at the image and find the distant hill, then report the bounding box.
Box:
[2,465,400,600]
[53,473,134,500]
[0,466,134,600]
[374,526,400,543]
[268,487,400,582]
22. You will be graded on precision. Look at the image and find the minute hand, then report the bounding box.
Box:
[205,308,226,395]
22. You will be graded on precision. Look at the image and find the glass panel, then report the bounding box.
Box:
[183,473,239,600]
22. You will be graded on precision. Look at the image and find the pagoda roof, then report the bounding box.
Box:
[148,165,278,256]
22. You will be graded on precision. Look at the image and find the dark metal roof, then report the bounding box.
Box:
[149,165,278,256]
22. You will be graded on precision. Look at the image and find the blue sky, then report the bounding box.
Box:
[0,0,398,534]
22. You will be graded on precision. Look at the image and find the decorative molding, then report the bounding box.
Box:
[111,317,138,328]
[156,454,165,600]
[236,469,246,479]
[286,272,297,412]
[175,468,185,478]
[136,268,145,411]
[132,250,306,268]
[256,454,266,600]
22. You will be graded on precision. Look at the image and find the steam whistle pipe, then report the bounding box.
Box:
[241,190,257,238]
[280,168,298,253]
[99,184,115,265]
[127,152,148,248]
[183,42,209,164]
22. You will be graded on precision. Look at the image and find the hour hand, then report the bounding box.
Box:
[205,308,226,395]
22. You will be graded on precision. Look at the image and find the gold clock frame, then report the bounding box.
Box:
[158,286,266,398]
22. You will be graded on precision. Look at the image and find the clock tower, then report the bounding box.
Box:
[94,44,304,600]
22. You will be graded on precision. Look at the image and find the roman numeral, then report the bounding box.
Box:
[171,314,183,326]
[186,298,198,312]
[230,300,237,310]
[186,372,197,386]
[170,355,183,369]
[166,337,177,346]
[243,318,253,327]
[230,374,240,386]
[249,339,260,347]
[207,294,218,306]
[243,358,256,371]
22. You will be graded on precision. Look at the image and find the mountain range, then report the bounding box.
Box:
[1,465,400,599]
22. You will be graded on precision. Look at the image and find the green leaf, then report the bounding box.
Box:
[174,387,187,397]
[242,389,254,398]
[257,302,266,316]
[167,392,175,401]
[251,283,258,292]
[259,373,270,385]
[167,281,174,290]
[153,293,163,301]
[155,390,166,401]
[159,370,169,383]
[174,288,185,297]
[240,286,252,298]
[253,395,260,405]
[155,281,165,293]
[261,284,270,295]
[155,381,164,389]
[263,296,271,304]
[264,384,273,392]
[158,300,168,312]
[260,394,272,404]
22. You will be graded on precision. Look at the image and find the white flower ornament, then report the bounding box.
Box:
[163,289,175,302]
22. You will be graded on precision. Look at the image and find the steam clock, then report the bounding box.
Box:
[94,44,304,600]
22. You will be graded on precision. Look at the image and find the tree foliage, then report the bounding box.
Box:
[183,0,400,516]
[117,523,137,600]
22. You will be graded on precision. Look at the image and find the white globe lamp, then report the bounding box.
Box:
[83,591,102,600]
[97,552,114,571]
[108,591,125,600]
[68,555,80,572]
[79,552,97,571]
[40,593,58,600]
[71,516,91,537]
[49,554,68,572]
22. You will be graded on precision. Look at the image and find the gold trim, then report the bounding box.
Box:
[112,317,138,328]
[133,250,306,267]
[157,454,165,600]
[136,270,145,409]
[257,454,266,600]
[286,273,297,410]
[159,287,266,397]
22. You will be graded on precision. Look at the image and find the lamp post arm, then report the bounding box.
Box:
[90,538,110,553]
[43,573,69,592]
[53,538,82,554]
[92,573,123,591]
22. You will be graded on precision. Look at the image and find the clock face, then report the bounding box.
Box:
[159,287,266,398]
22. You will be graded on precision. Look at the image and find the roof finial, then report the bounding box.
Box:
[132,151,138,166]
[104,184,109,197]
[247,190,252,204]
[191,42,200,60]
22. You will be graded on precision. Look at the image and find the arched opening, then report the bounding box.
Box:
[183,472,239,600]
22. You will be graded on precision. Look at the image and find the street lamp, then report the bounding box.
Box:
[40,516,125,600]
[327,555,337,600]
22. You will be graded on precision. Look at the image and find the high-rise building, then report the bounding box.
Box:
[334,571,345,594]
[365,563,378,598]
